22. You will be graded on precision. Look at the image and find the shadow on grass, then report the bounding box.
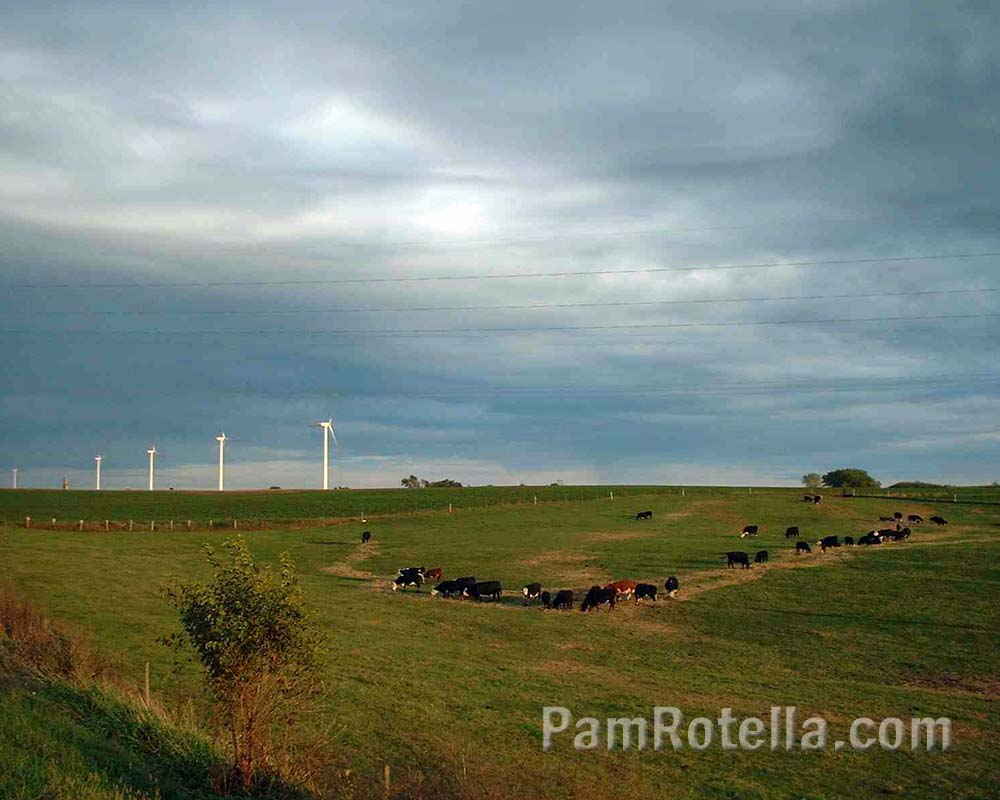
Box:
[34,681,310,800]
[305,539,353,547]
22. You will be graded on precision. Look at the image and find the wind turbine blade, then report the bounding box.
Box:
[328,423,340,450]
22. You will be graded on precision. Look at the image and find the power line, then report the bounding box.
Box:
[3,312,998,337]
[12,286,1000,316]
[3,251,999,290]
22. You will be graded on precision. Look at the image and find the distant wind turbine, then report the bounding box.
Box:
[147,447,157,491]
[312,419,340,490]
[95,455,102,491]
[11,468,17,489]
[216,433,227,491]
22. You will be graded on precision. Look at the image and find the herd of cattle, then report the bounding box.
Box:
[380,505,949,610]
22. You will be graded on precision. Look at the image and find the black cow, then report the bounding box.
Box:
[464,581,502,602]
[803,494,814,502]
[755,550,769,564]
[858,532,882,546]
[893,512,904,521]
[540,590,552,608]
[361,530,371,544]
[930,515,948,526]
[664,575,680,597]
[795,541,811,555]
[844,536,855,546]
[908,514,924,524]
[818,535,840,553]
[635,510,653,520]
[785,526,800,539]
[725,551,751,569]
[522,582,542,604]
[877,528,897,538]
[813,495,822,505]
[580,585,617,612]
[552,589,574,610]
[392,572,423,591]
[430,580,464,598]
[740,525,759,538]
[635,583,658,603]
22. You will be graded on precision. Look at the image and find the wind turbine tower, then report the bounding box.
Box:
[11,468,17,489]
[147,447,157,491]
[315,418,340,490]
[95,455,102,490]
[216,433,227,491]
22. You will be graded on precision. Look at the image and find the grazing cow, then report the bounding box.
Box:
[785,526,800,539]
[392,572,423,591]
[891,530,910,542]
[740,525,759,538]
[818,535,840,553]
[725,551,751,569]
[361,531,371,544]
[540,590,552,608]
[464,581,502,602]
[664,575,680,598]
[430,580,464,598]
[893,512,904,521]
[580,585,617,612]
[424,568,443,584]
[604,580,638,600]
[803,494,814,502]
[635,510,653,520]
[930,515,948,526]
[877,528,897,538]
[908,514,924,524]
[858,532,882,546]
[755,550,769,564]
[795,541,811,555]
[397,566,425,578]
[634,583,658,603]
[522,582,542,604]
[844,536,855,546]
[553,589,574,610]
[813,495,822,505]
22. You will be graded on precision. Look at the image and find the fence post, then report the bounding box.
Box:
[448,503,453,514]
[187,520,192,531]
[610,490,614,500]
[383,764,391,797]
[144,661,151,707]
[233,518,238,530]
[79,519,84,531]
[129,519,133,532]
[169,520,174,531]
[51,518,56,526]
[534,496,538,505]
[105,520,109,532]
[25,516,30,528]
[150,520,155,532]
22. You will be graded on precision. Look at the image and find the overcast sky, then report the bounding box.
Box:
[1,1,998,489]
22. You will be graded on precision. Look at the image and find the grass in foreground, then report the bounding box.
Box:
[1,488,998,798]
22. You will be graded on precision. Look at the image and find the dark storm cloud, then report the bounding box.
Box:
[1,1,998,488]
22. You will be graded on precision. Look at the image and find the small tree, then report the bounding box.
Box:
[821,468,881,488]
[163,536,321,791]
[801,473,822,489]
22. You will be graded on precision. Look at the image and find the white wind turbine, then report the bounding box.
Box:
[146,447,157,491]
[95,455,102,490]
[216,433,227,492]
[313,418,340,490]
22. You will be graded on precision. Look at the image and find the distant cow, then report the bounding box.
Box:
[813,495,822,505]
[893,512,904,521]
[580,585,617,612]
[803,495,814,502]
[877,528,897,538]
[392,572,423,591]
[795,541,811,555]
[635,510,653,520]
[725,551,751,569]
[740,525,759,538]
[522,582,542,604]
[604,580,638,600]
[908,514,924,524]
[361,531,371,544]
[539,590,552,608]
[664,575,680,598]
[929,515,948,525]
[396,566,424,578]
[464,581,502,602]
[424,567,443,583]
[858,532,882,546]
[430,580,464,598]
[634,583,658,603]
[755,550,769,564]
[818,535,840,553]
[785,526,800,539]
[844,536,855,546]
[552,589,574,610]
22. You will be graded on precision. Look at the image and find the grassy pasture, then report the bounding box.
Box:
[1,488,998,799]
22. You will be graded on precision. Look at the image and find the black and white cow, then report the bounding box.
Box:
[361,531,371,544]
[634,583,658,603]
[740,525,759,538]
[796,541,811,555]
[664,575,680,598]
[929,515,948,526]
[392,569,423,591]
[522,583,542,604]
[908,514,924,524]
[635,510,653,520]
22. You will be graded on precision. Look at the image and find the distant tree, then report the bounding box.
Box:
[426,479,463,488]
[401,474,421,489]
[821,468,881,489]
[801,473,822,489]
[163,536,321,791]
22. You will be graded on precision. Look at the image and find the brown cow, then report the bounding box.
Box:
[604,580,638,600]
[424,567,443,583]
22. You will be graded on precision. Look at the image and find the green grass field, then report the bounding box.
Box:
[2,488,998,799]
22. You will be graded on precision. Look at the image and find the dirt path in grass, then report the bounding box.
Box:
[320,540,380,582]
